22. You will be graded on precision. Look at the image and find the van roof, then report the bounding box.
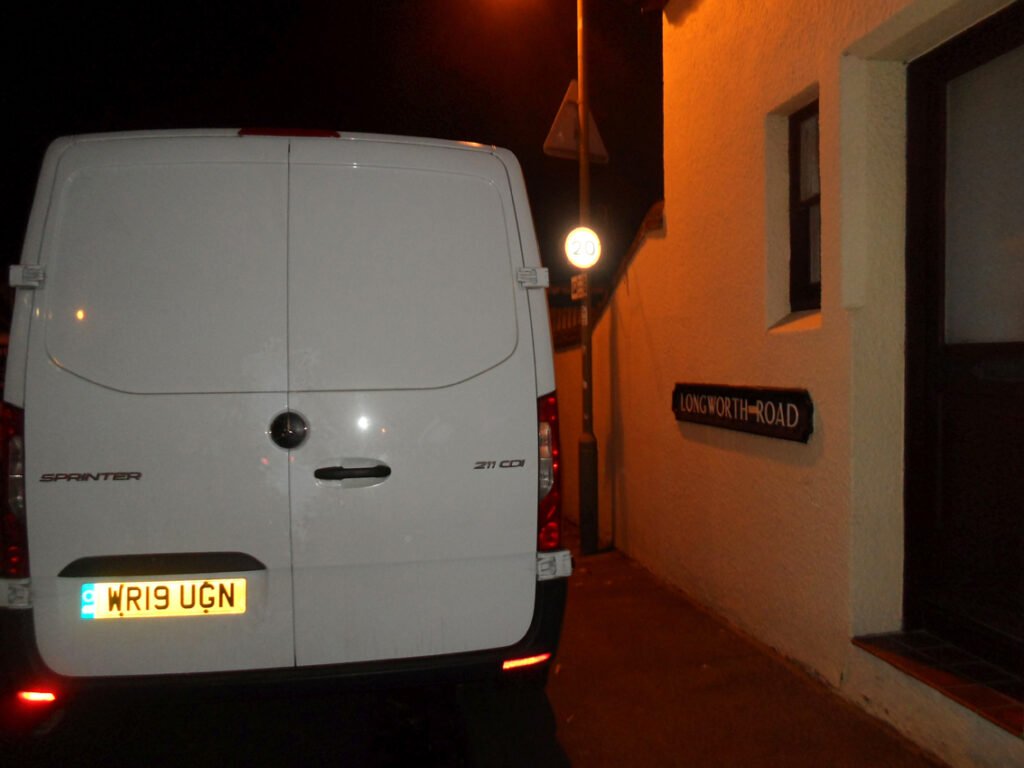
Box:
[50,129,498,155]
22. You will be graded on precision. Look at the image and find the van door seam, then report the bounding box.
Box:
[286,140,298,667]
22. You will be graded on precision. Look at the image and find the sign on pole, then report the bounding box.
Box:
[544,80,609,163]
[571,274,588,301]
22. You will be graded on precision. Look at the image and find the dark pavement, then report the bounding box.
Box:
[548,525,947,767]
[4,527,950,767]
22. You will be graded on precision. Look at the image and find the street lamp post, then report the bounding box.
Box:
[565,225,601,555]
[569,233,598,561]
[575,0,600,556]
[577,0,590,224]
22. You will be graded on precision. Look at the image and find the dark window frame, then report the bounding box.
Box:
[789,100,821,312]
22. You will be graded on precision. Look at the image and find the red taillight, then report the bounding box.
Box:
[17,690,57,705]
[502,653,552,671]
[1,403,28,578]
[537,394,562,552]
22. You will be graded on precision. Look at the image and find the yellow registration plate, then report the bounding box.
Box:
[81,578,246,620]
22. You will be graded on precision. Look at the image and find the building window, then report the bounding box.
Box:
[789,101,820,311]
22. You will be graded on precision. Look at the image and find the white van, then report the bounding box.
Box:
[0,129,570,729]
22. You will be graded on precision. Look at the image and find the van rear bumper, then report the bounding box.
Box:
[0,578,567,705]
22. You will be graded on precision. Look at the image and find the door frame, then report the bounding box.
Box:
[904,1,1024,671]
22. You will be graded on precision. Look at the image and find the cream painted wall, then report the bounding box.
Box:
[554,0,1023,765]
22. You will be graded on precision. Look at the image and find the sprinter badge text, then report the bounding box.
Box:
[41,472,142,482]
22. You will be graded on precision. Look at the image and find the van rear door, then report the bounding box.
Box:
[287,140,539,665]
[23,136,295,677]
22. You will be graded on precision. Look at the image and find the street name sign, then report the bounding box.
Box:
[672,383,814,443]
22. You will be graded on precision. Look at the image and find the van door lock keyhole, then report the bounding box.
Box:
[269,411,308,450]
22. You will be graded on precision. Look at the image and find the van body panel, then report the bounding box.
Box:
[5,131,563,687]
[286,139,539,664]
[493,148,557,396]
[25,382,294,676]
[4,137,77,408]
[23,136,295,676]
[43,144,289,394]
[289,378,537,665]
[292,558,536,667]
[287,156,517,391]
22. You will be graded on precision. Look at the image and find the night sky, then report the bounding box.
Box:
[2,0,662,311]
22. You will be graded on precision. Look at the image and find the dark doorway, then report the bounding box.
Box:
[905,2,1024,675]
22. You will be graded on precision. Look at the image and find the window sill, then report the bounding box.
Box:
[769,310,821,334]
[854,632,1023,736]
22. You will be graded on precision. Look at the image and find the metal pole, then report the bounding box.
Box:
[577,0,590,226]
[577,0,599,556]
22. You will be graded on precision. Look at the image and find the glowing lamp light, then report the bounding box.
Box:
[18,690,57,704]
[564,226,601,269]
[502,652,552,671]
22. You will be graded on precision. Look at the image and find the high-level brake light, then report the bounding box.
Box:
[238,128,340,138]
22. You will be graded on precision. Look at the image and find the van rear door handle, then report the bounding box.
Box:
[314,464,391,481]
